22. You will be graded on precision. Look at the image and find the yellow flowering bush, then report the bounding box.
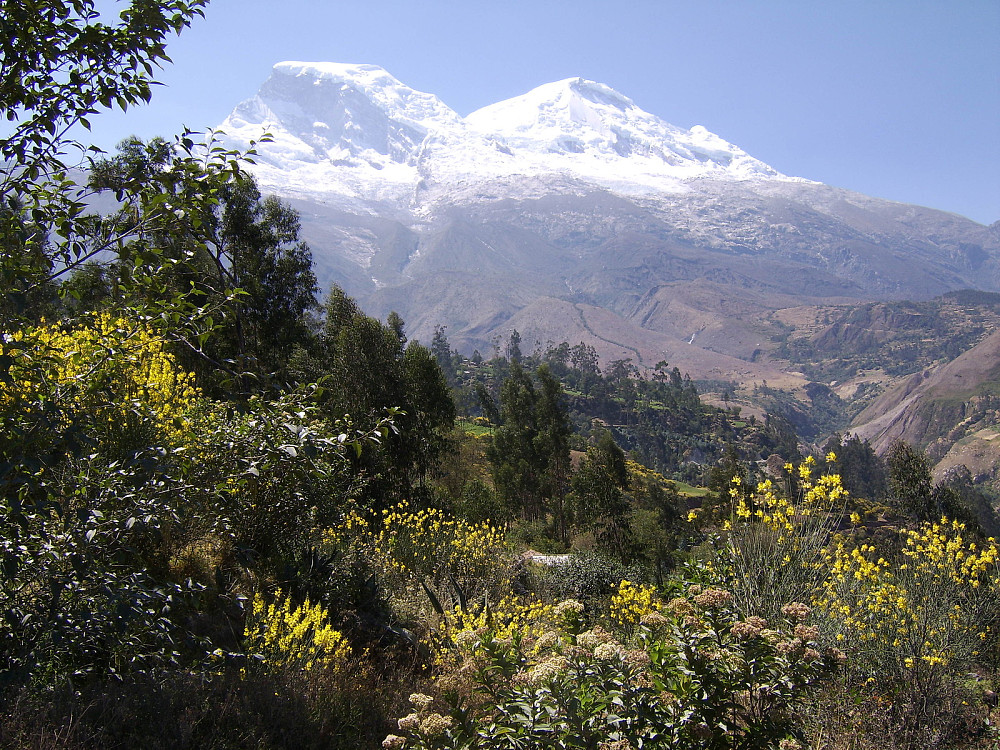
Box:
[0,311,199,450]
[609,579,662,631]
[243,591,351,673]
[625,459,672,490]
[817,517,1000,678]
[436,595,560,650]
[723,457,847,620]
[330,501,514,620]
[815,517,1000,740]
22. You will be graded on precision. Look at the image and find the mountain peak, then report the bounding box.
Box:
[219,60,461,187]
[465,77,639,138]
[219,62,794,208]
[465,76,780,179]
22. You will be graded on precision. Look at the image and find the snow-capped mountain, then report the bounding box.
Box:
[218,63,1000,379]
[220,62,800,211]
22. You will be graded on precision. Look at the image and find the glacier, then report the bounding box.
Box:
[218,62,805,212]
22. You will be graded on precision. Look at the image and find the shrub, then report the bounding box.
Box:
[332,501,514,622]
[387,583,842,749]
[0,312,200,460]
[721,456,847,621]
[535,550,645,606]
[816,517,1000,744]
[181,392,389,578]
[609,579,662,633]
[242,591,351,674]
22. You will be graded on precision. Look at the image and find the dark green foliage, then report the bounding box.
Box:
[935,465,1000,537]
[886,440,936,520]
[88,138,319,385]
[487,362,571,524]
[823,433,887,501]
[455,342,798,488]
[453,478,507,526]
[571,431,634,561]
[0,663,413,750]
[0,446,207,686]
[631,476,683,585]
[292,289,455,505]
[213,176,318,376]
[398,343,458,497]
[885,440,998,537]
[1,0,210,312]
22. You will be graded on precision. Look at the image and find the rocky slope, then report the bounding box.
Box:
[849,328,1000,479]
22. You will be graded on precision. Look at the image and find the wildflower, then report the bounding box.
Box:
[802,647,821,662]
[554,599,584,617]
[598,741,634,750]
[793,624,819,642]
[578,626,614,649]
[633,671,654,689]
[610,580,662,628]
[781,602,811,621]
[732,619,764,640]
[776,638,803,656]
[666,597,695,617]
[383,735,406,750]
[419,713,453,737]
[398,713,421,732]
[625,648,651,667]
[408,693,434,711]
[640,611,670,629]
[693,588,733,609]
[594,642,626,660]
[658,690,677,705]
[534,630,561,652]
[525,656,567,684]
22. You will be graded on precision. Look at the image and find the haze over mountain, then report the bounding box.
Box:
[219,62,1000,382]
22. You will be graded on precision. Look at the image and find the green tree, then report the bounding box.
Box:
[571,430,634,561]
[297,288,455,505]
[88,138,319,383]
[489,361,544,521]
[886,440,935,521]
[0,0,261,688]
[1,0,216,336]
[823,433,887,501]
[488,362,571,526]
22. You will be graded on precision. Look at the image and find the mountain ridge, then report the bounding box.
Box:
[217,62,1000,382]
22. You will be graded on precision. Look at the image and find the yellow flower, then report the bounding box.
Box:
[244,591,350,674]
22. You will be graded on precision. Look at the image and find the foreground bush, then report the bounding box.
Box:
[816,517,1000,746]
[386,585,842,749]
[329,502,515,623]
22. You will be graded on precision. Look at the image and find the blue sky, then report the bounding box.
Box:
[88,0,999,224]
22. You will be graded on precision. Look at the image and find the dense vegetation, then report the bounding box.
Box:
[3,4,1000,749]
